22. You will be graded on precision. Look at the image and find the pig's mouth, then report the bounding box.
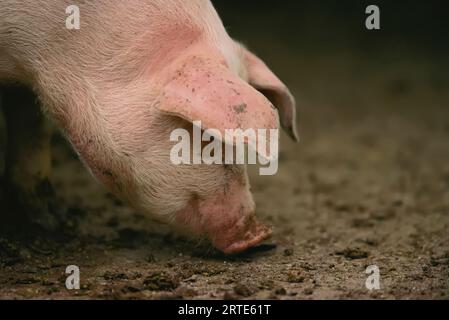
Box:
[210,215,273,255]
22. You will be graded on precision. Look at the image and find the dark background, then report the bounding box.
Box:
[214,0,449,52]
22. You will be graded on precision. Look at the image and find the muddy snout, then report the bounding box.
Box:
[210,214,273,255]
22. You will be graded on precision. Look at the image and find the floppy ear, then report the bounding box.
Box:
[242,47,298,141]
[154,51,279,145]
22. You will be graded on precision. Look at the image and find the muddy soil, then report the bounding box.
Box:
[0,4,448,300]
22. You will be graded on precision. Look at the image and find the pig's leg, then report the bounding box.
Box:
[2,86,57,229]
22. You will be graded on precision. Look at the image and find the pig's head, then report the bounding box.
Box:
[110,41,298,254]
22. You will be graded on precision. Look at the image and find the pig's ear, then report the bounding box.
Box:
[155,54,279,144]
[242,48,299,141]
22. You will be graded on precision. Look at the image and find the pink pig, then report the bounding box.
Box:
[0,0,297,254]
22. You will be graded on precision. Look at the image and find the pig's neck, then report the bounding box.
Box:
[36,74,133,196]
[0,0,232,83]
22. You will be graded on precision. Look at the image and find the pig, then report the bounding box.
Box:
[0,0,297,254]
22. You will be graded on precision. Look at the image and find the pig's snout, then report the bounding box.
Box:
[175,178,272,254]
[211,214,272,255]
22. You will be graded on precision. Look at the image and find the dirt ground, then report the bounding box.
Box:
[0,4,448,300]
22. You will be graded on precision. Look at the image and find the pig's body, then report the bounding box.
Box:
[0,0,297,253]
